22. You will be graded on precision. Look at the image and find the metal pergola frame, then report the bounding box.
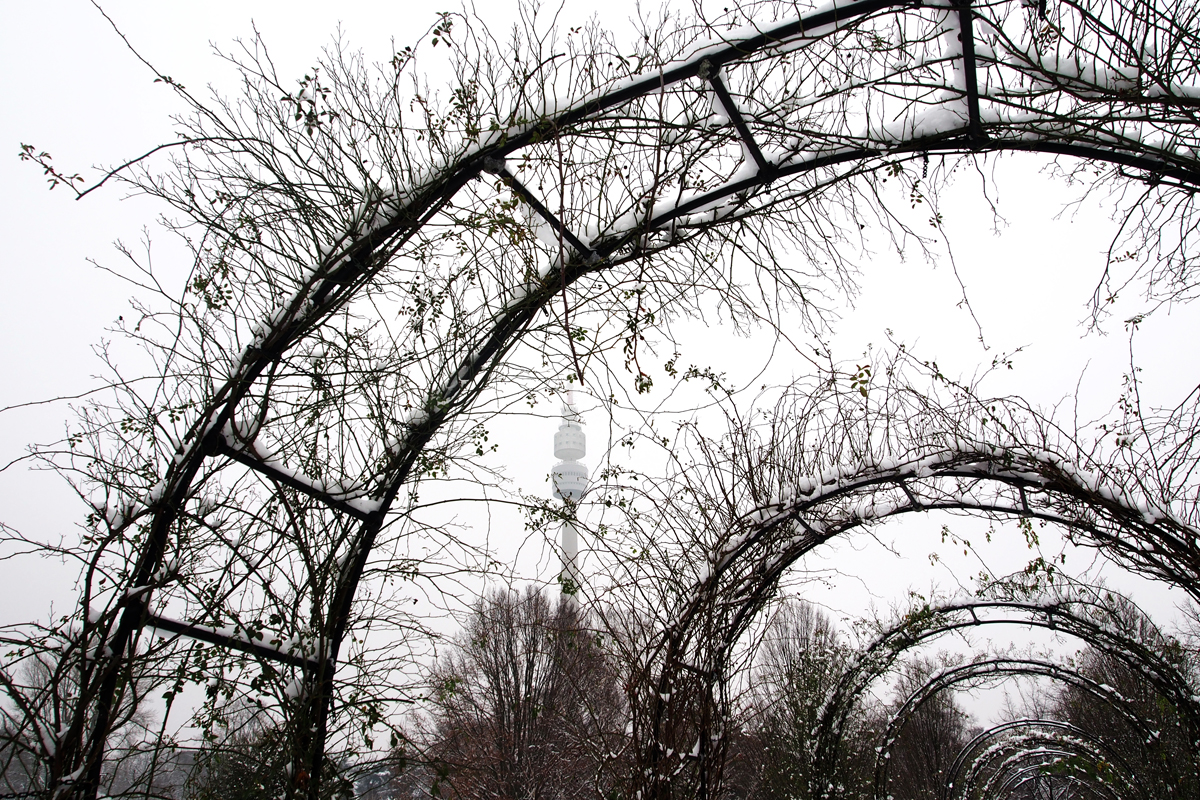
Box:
[52,1,1200,797]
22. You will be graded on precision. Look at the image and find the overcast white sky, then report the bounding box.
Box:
[3,0,1198,724]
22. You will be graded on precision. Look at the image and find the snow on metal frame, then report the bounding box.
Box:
[66,0,1200,796]
[871,658,1176,799]
[946,719,1146,800]
[824,595,1197,799]
[638,446,1200,797]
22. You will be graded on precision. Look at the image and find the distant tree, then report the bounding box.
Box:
[1049,596,1200,798]
[885,656,974,800]
[740,599,871,800]
[183,725,290,800]
[181,702,358,800]
[421,587,625,800]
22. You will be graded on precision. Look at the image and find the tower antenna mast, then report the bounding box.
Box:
[551,390,587,595]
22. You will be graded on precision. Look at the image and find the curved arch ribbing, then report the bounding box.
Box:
[49,0,1200,797]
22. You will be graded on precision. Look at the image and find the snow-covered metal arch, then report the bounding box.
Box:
[987,759,1126,800]
[809,593,1200,783]
[945,719,1146,800]
[871,659,1184,800]
[56,0,1200,797]
[636,449,1200,797]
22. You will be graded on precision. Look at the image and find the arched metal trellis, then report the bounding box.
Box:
[633,444,1200,796]
[872,659,1185,800]
[32,0,1200,797]
[945,720,1147,800]
[812,591,1200,787]
[990,761,1123,800]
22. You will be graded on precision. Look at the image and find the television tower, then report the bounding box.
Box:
[551,391,587,595]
